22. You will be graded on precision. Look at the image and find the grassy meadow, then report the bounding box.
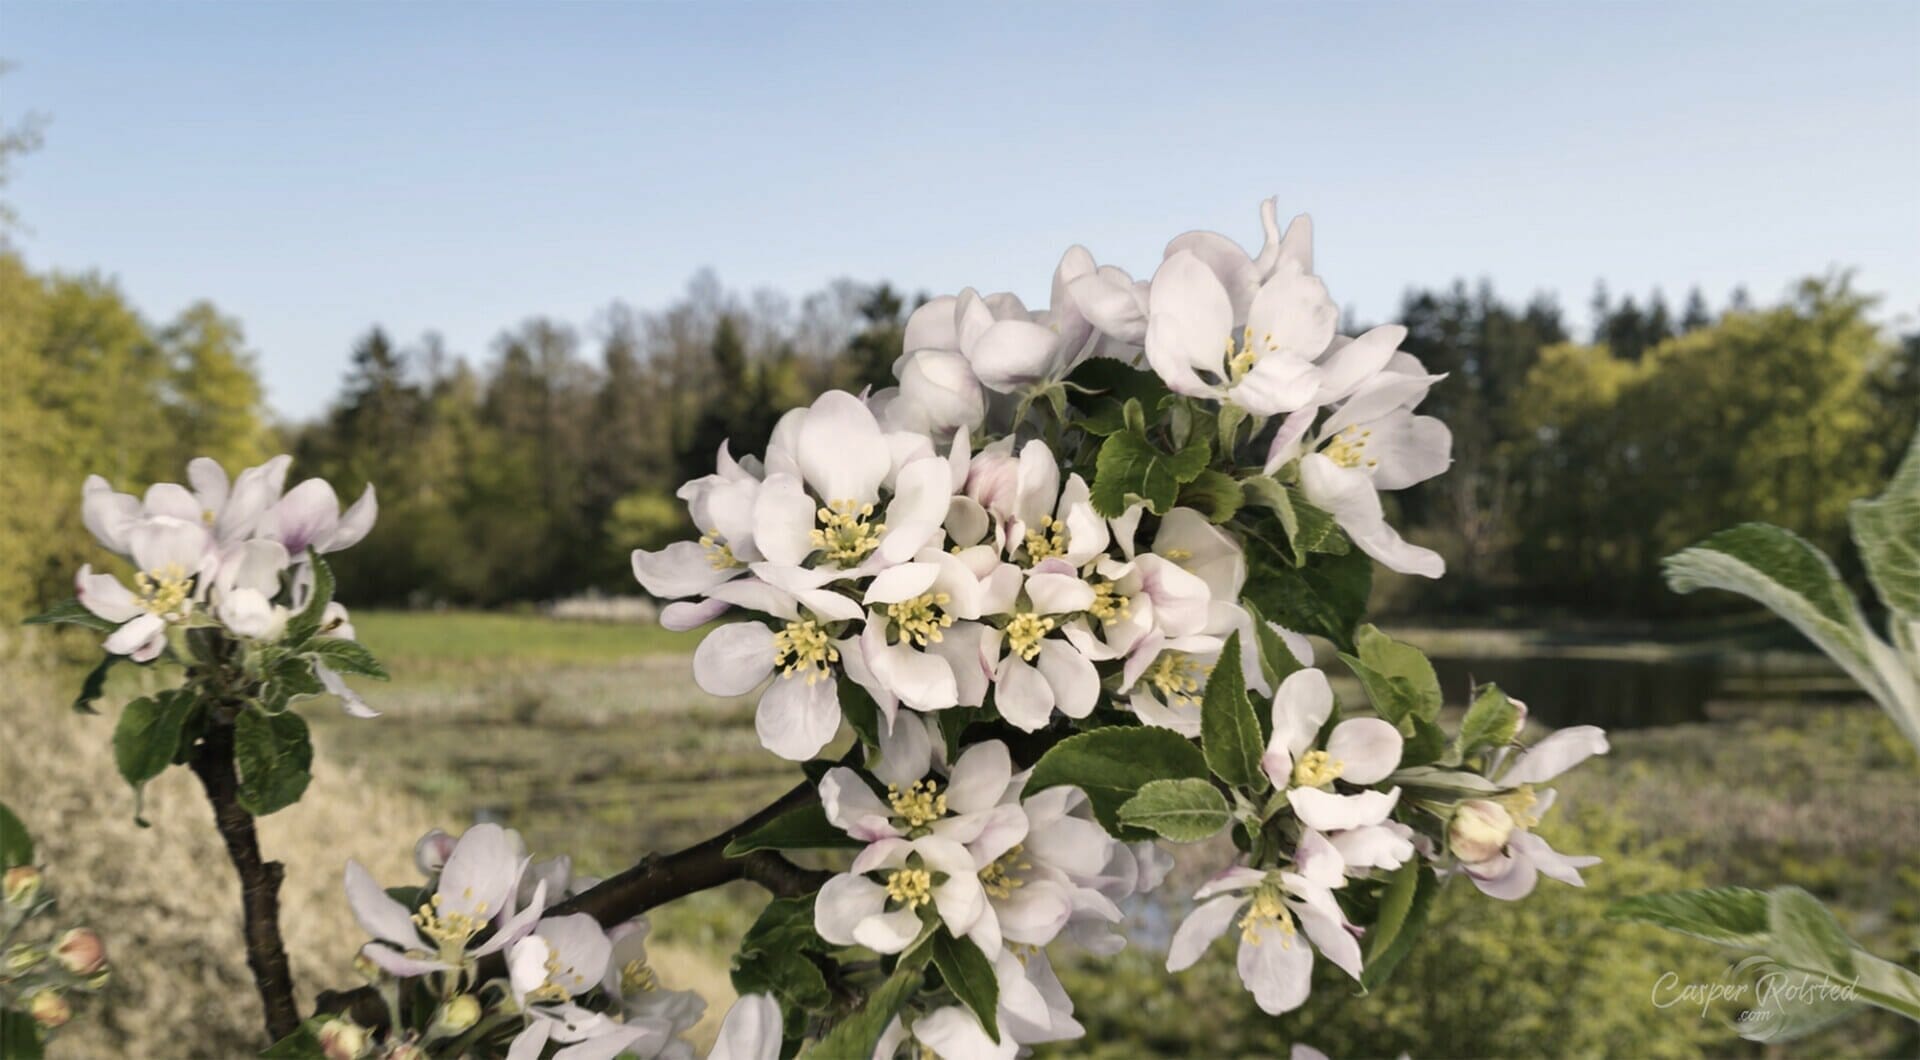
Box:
[4,612,1919,1057]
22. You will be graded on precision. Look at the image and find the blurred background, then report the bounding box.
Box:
[1,2,1917,1056]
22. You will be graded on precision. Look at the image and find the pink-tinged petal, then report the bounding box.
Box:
[815,874,889,946]
[1246,269,1337,362]
[271,479,341,555]
[797,391,889,506]
[1024,571,1095,614]
[1292,830,1348,890]
[128,628,167,663]
[1509,831,1600,886]
[318,663,378,718]
[187,457,230,516]
[1294,893,1364,981]
[1349,518,1446,579]
[1145,252,1230,397]
[1069,267,1149,344]
[217,455,291,541]
[506,1008,552,1060]
[1162,229,1259,321]
[1319,363,1446,438]
[660,597,730,631]
[1503,726,1610,784]
[993,945,1052,1029]
[1328,823,1415,872]
[1467,850,1540,901]
[693,622,776,697]
[631,541,735,600]
[877,457,953,565]
[533,914,613,996]
[1268,209,1314,278]
[1231,353,1321,416]
[1326,718,1403,785]
[82,477,141,554]
[104,612,166,656]
[751,474,819,568]
[755,673,841,762]
[325,484,378,552]
[1263,407,1319,475]
[709,994,782,1060]
[472,879,549,958]
[994,654,1056,732]
[820,768,899,842]
[959,803,1029,865]
[218,539,290,597]
[1195,865,1267,900]
[851,837,913,876]
[129,516,210,576]
[867,637,959,714]
[945,741,1012,816]
[1237,919,1315,1015]
[903,295,960,355]
[932,870,987,939]
[1166,894,1243,972]
[1289,787,1400,833]
[853,905,924,954]
[360,942,453,978]
[75,565,142,623]
[707,577,801,621]
[874,713,934,790]
[345,860,425,949]
[996,877,1073,946]
[438,823,519,923]
[926,623,994,709]
[1130,687,1202,737]
[1036,641,1099,719]
[1364,411,1453,492]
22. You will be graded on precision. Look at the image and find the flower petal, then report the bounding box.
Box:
[755,673,841,761]
[1166,894,1242,972]
[1325,718,1403,785]
[1236,919,1315,1015]
[345,860,425,949]
[815,874,889,946]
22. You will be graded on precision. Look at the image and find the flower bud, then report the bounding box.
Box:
[6,943,45,973]
[890,349,986,436]
[413,829,456,876]
[28,990,71,1029]
[382,1043,426,1060]
[433,994,482,1036]
[1449,799,1515,865]
[4,865,42,907]
[317,1017,371,1060]
[54,928,107,976]
[964,447,1022,519]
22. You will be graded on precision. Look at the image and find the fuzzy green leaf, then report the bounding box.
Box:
[725,802,864,857]
[1116,778,1231,842]
[235,709,314,816]
[1024,726,1210,839]
[1199,633,1264,790]
[1089,430,1211,518]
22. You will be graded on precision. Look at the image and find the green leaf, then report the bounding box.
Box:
[1386,766,1505,796]
[1768,886,1856,978]
[1850,429,1920,619]
[71,653,120,714]
[1457,684,1522,756]
[1664,524,1893,708]
[1078,398,1131,437]
[1177,470,1243,524]
[1243,545,1372,651]
[234,709,314,816]
[734,947,830,1013]
[283,555,335,646]
[1024,726,1210,838]
[310,638,389,680]
[1199,633,1263,790]
[259,657,327,714]
[806,946,930,1059]
[0,802,32,869]
[113,689,198,822]
[1242,600,1304,709]
[1063,357,1164,410]
[260,1018,328,1058]
[1399,714,1448,768]
[1341,625,1442,725]
[1288,491,1349,557]
[838,674,884,753]
[931,932,999,1043]
[1089,430,1211,518]
[725,801,864,857]
[0,1010,45,1060]
[1606,886,1773,948]
[1361,863,1439,992]
[1731,961,1864,1043]
[21,597,118,632]
[1116,778,1231,842]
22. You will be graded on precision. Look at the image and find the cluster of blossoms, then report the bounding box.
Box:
[1,842,110,1044]
[331,823,710,1060]
[70,454,382,716]
[628,198,1611,1054]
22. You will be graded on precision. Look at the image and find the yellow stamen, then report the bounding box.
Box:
[698,529,741,570]
[410,893,488,952]
[772,620,839,684]
[888,780,948,828]
[887,592,954,647]
[1292,749,1344,788]
[1238,886,1297,947]
[1088,581,1132,623]
[1006,612,1055,662]
[979,844,1031,900]
[1499,784,1541,829]
[620,958,656,995]
[1147,652,1210,707]
[885,868,933,910]
[1323,426,1379,470]
[810,499,885,564]
[1023,515,1069,564]
[132,564,194,622]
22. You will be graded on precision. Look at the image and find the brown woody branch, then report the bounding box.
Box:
[189,715,303,1043]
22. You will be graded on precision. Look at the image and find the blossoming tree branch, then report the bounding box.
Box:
[14,199,1613,1059]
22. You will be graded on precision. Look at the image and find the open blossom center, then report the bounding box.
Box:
[524,951,572,1004]
[698,529,740,570]
[811,499,885,564]
[1323,426,1379,470]
[620,958,657,995]
[1006,612,1056,661]
[134,564,195,622]
[887,592,953,647]
[885,868,933,909]
[1225,326,1279,383]
[1088,580,1131,623]
[1500,784,1541,829]
[1148,651,1210,706]
[1292,749,1344,788]
[979,844,1030,900]
[1022,516,1069,564]
[1238,886,1297,947]
[412,892,487,951]
[888,779,948,828]
[773,620,839,684]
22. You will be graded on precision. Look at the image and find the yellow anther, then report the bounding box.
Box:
[698,529,741,570]
[1238,887,1297,947]
[620,958,657,995]
[133,564,194,622]
[1499,784,1541,829]
[1292,749,1344,788]
[887,780,948,828]
[1161,548,1194,562]
[1227,326,1260,382]
[1324,426,1379,470]
[887,592,954,647]
[772,620,840,684]
[885,868,934,909]
[810,499,886,564]
[1022,515,1069,564]
[1147,652,1210,707]
[410,893,487,951]
[1006,612,1055,661]
[1088,581,1132,623]
[979,845,1031,900]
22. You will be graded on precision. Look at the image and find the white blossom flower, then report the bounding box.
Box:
[1453,725,1609,899]
[1166,834,1363,1016]
[345,823,547,976]
[74,516,216,660]
[1143,249,1334,416]
[708,994,781,1060]
[601,919,705,1042]
[259,475,377,557]
[963,778,1120,957]
[983,564,1102,732]
[1261,668,1406,834]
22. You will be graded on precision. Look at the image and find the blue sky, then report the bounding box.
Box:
[6,1,1917,420]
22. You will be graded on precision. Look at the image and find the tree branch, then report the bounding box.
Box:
[189,715,301,1043]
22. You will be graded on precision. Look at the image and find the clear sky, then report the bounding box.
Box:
[5,1,1917,421]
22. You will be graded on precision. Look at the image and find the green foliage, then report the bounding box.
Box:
[930,932,1000,1043]
[1242,545,1371,651]
[21,598,118,633]
[234,709,314,816]
[733,896,834,1016]
[0,801,30,868]
[1023,726,1210,838]
[112,689,199,824]
[1340,624,1442,725]
[807,945,931,1059]
[724,802,864,857]
[1607,887,1773,948]
[1089,427,1210,518]
[1114,778,1230,842]
[1850,429,1920,619]
[1198,633,1263,790]
[1359,861,1438,992]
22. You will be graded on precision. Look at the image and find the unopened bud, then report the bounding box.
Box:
[413,829,456,876]
[1449,799,1515,865]
[317,1017,371,1060]
[433,994,482,1035]
[382,1043,426,1060]
[28,990,71,1029]
[4,865,42,907]
[54,928,107,976]
[6,943,45,973]
[353,950,384,984]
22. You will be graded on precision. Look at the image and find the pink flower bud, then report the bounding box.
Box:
[317,1017,371,1060]
[28,990,71,1029]
[413,829,456,876]
[4,865,42,907]
[55,928,107,976]
[1449,799,1515,865]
